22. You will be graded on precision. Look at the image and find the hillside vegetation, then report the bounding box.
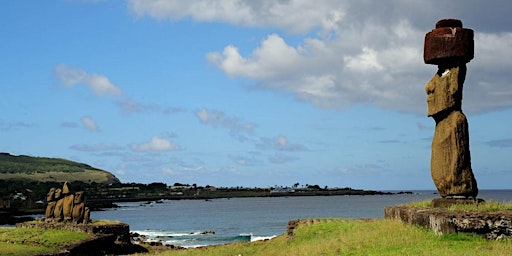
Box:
[0,153,119,184]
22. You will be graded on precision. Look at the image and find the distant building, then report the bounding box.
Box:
[270,187,295,193]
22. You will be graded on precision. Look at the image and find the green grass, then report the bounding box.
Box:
[0,227,91,256]
[139,218,512,256]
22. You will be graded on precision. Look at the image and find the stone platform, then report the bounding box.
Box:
[384,205,512,240]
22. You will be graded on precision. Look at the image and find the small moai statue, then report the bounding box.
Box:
[45,188,56,222]
[424,19,478,199]
[61,181,74,222]
[72,191,86,224]
[83,207,91,224]
[53,188,64,221]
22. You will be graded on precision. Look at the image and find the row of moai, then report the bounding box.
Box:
[45,181,90,224]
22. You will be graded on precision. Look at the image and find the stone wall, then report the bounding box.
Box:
[384,206,512,240]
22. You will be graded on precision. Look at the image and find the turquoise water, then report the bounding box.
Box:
[91,190,512,248]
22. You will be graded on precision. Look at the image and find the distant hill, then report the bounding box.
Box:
[0,153,120,184]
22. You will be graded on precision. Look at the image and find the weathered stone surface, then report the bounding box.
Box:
[45,182,91,224]
[45,187,56,220]
[384,206,512,240]
[424,19,478,199]
[53,188,64,221]
[425,65,464,117]
[424,19,474,65]
[72,191,86,224]
[84,207,91,224]
[62,181,74,222]
[426,66,478,198]
[430,110,477,197]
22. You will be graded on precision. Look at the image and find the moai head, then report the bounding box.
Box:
[46,188,56,202]
[62,181,70,195]
[54,188,62,200]
[74,191,84,204]
[424,19,473,118]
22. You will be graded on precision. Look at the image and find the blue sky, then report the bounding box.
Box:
[1,0,511,190]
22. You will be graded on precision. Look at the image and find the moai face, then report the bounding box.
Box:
[46,188,56,202]
[426,68,456,117]
[74,191,84,204]
[425,64,465,117]
[54,188,62,199]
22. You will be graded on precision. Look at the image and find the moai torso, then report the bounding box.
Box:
[61,182,74,221]
[45,188,56,220]
[53,188,64,221]
[72,191,85,223]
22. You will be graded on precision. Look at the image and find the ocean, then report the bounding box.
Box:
[92,190,512,248]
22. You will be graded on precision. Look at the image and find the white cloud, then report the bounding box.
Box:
[195,109,255,140]
[81,116,100,132]
[54,64,123,96]
[131,136,180,152]
[344,47,383,73]
[131,1,512,114]
[128,0,346,34]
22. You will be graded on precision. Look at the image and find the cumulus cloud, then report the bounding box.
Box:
[131,136,180,152]
[128,0,345,34]
[195,108,255,140]
[81,116,100,132]
[130,1,512,114]
[54,64,123,96]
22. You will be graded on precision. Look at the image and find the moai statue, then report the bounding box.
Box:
[72,191,86,224]
[53,188,64,221]
[61,181,74,222]
[424,19,478,199]
[83,207,91,224]
[45,188,56,221]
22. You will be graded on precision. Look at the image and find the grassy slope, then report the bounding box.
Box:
[1,218,511,255]
[148,219,512,256]
[0,227,91,256]
[0,152,118,184]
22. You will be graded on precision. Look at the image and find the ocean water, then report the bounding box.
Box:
[91,190,512,248]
